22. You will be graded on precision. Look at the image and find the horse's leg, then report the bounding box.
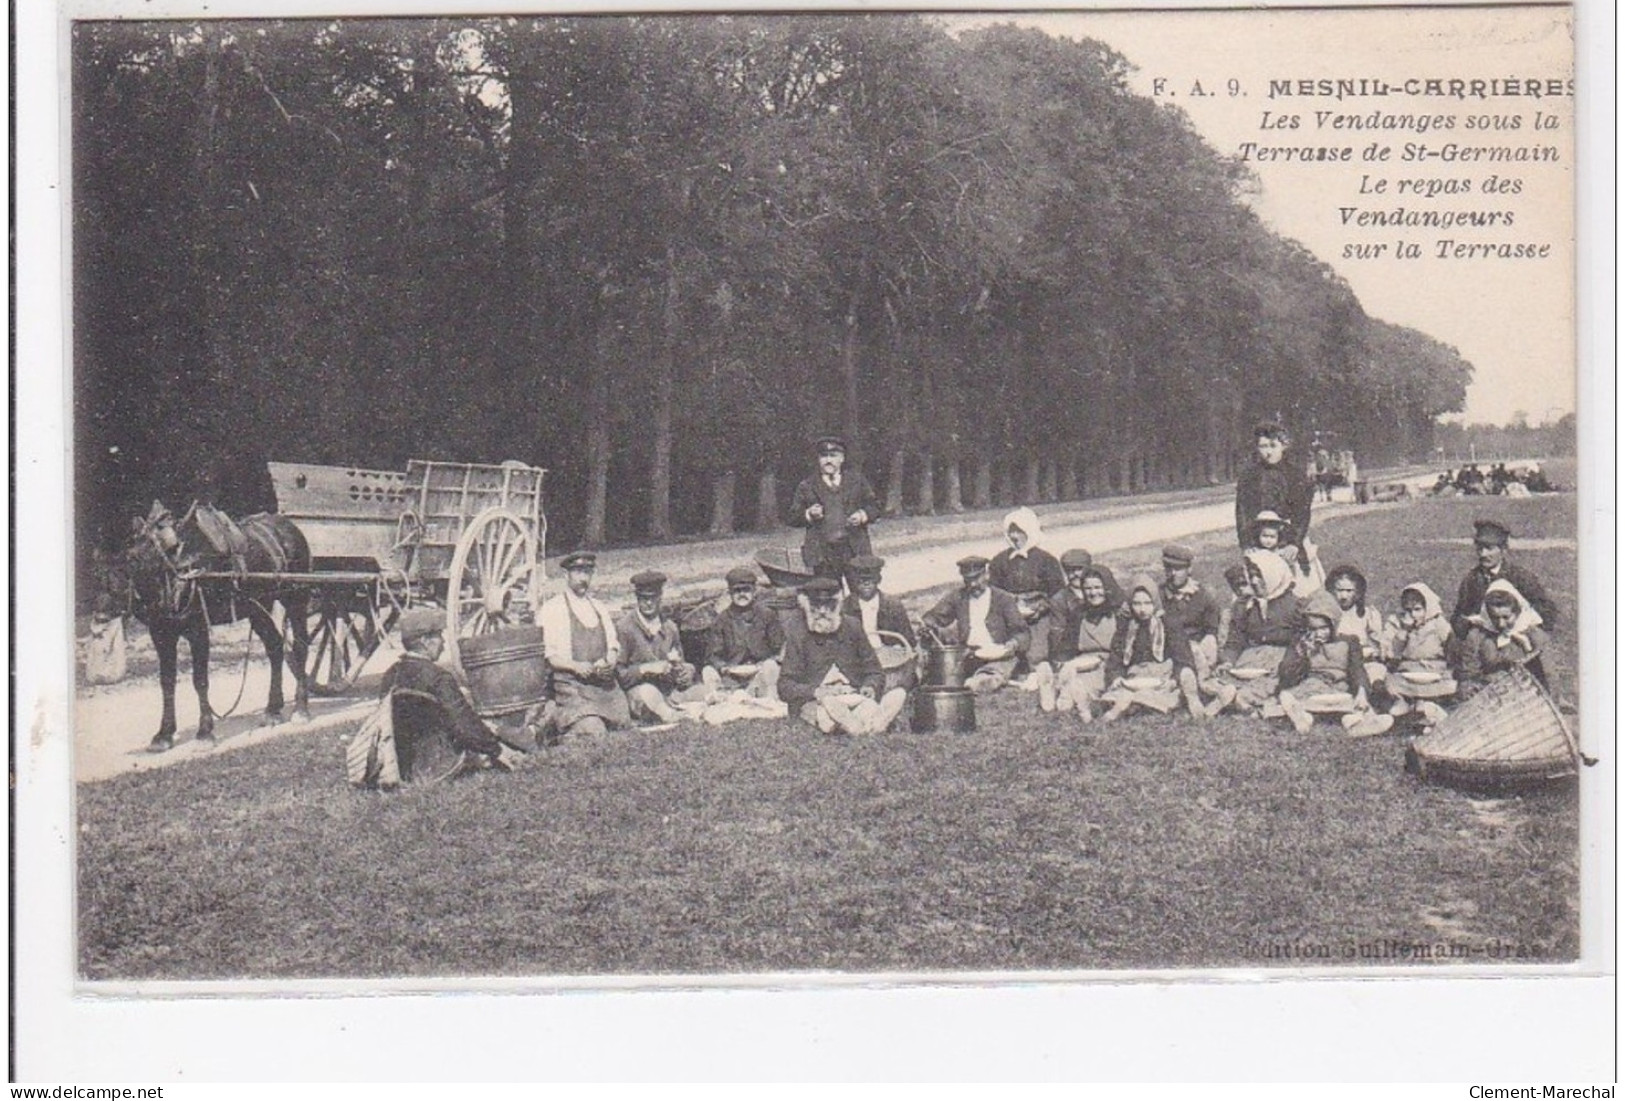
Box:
[149,623,179,752]
[283,592,312,723]
[188,617,216,743]
[248,599,287,725]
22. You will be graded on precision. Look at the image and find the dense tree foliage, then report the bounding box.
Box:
[74,15,1472,557]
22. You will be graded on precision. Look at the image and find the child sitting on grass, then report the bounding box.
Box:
[1275,590,1394,738]
[1381,582,1457,725]
[1099,574,1212,722]
[1216,562,1252,650]
[1325,565,1386,693]
[1453,579,1551,699]
[1209,549,1302,717]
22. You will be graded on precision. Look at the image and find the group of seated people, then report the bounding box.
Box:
[1429,463,1557,497]
[376,504,1559,782]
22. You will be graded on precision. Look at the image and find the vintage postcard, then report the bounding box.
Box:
[15,0,1612,1080]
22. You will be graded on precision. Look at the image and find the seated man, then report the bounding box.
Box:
[614,569,706,728]
[379,607,522,781]
[842,554,917,693]
[703,565,784,698]
[920,555,1029,694]
[1450,519,1558,639]
[537,551,632,740]
[779,577,907,736]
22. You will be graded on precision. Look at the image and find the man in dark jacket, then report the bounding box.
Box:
[1450,519,1558,638]
[1160,543,1224,677]
[615,569,704,727]
[921,555,1030,693]
[703,565,785,697]
[379,608,522,780]
[1235,422,1314,550]
[780,577,905,736]
[842,554,916,691]
[787,435,880,580]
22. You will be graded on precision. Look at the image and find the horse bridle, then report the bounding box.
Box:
[133,504,207,620]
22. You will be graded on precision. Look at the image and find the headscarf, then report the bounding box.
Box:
[1298,589,1342,651]
[1119,573,1167,664]
[1399,582,1445,625]
[1080,565,1123,623]
[1324,565,1368,616]
[1243,548,1295,615]
[1467,578,1545,651]
[1002,506,1044,559]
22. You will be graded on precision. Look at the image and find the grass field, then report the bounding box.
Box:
[77,486,1582,980]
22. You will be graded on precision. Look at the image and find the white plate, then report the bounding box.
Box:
[1228,667,1268,681]
[973,646,1005,661]
[1306,692,1355,711]
[1402,670,1444,685]
[1122,675,1165,691]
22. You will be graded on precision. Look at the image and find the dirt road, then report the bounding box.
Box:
[75,471,1439,783]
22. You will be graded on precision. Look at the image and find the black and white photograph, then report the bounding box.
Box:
[15,0,1613,1081]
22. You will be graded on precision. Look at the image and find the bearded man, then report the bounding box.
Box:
[778,576,907,736]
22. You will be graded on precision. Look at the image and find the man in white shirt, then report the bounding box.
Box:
[536,551,631,740]
[841,554,917,692]
[920,556,1031,694]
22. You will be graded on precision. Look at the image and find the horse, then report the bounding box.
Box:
[121,500,313,752]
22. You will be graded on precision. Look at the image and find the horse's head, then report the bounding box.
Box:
[124,499,201,622]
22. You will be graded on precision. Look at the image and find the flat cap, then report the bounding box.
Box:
[399,607,444,644]
[724,565,759,588]
[1059,548,1094,571]
[814,434,847,455]
[846,554,885,577]
[1161,543,1195,567]
[801,576,843,598]
[630,569,668,593]
[560,551,597,571]
[957,554,990,574]
[1473,519,1511,546]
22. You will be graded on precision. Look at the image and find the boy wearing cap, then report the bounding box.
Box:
[1235,422,1314,551]
[614,570,703,728]
[787,435,880,580]
[780,577,906,736]
[843,554,917,692]
[703,565,785,697]
[1159,544,1223,678]
[537,551,632,739]
[380,607,521,776]
[1450,519,1558,639]
[920,555,1029,693]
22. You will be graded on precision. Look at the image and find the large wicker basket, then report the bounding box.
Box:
[1406,665,1580,789]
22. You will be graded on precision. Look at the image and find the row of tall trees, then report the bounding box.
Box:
[74,14,1473,555]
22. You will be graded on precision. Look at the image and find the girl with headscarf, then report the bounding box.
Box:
[1275,590,1394,738]
[1381,581,1457,721]
[1048,563,1124,722]
[989,507,1066,679]
[1099,574,1208,721]
[1325,564,1386,690]
[1453,578,1550,699]
[1210,549,1303,714]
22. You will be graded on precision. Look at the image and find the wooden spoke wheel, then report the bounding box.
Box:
[304,586,397,696]
[445,506,539,669]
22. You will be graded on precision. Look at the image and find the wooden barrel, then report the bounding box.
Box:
[1407,666,1579,789]
[459,625,549,718]
[913,686,976,733]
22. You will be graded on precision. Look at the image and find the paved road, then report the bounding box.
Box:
[75,470,1439,783]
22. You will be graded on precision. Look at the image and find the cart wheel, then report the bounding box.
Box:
[445,506,539,668]
[305,591,393,696]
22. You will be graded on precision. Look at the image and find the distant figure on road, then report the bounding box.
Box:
[1235,421,1314,551]
[788,434,880,580]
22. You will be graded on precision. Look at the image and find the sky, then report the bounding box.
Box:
[945,6,1576,426]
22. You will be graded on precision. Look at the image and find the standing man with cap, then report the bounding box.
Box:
[920,555,1029,693]
[537,551,631,740]
[703,565,785,698]
[1450,519,1558,639]
[379,607,523,778]
[1235,421,1314,551]
[615,570,704,728]
[843,553,917,693]
[1160,543,1224,678]
[788,434,880,580]
[779,576,907,736]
